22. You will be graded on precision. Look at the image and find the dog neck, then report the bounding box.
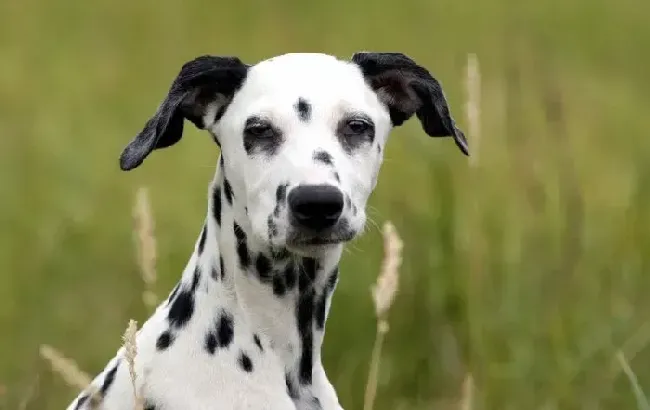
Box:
[177,157,342,401]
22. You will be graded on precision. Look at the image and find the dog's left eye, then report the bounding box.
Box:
[245,123,275,138]
[342,118,373,136]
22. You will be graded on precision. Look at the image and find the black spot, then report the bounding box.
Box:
[313,150,333,165]
[156,330,173,350]
[211,265,219,281]
[315,269,339,330]
[205,310,234,354]
[205,332,217,354]
[224,179,234,204]
[273,248,290,260]
[100,361,119,396]
[295,98,311,122]
[297,289,315,384]
[286,374,298,399]
[144,401,157,410]
[220,155,225,170]
[214,103,228,123]
[167,283,180,305]
[268,215,278,238]
[219,256,225,280]
[233,222,250,269]
[255,254,272,282]
[311,397,323,409]
[191,266,201,291]
[253,334,263,351]
[344,194,351,209]
[238,351,253,372]
[168,272,199,329]
[276,183,288,204]
[377,144,382,154]
[217,311,235,348]
[303,258,318,281]
[284,263,297,290]
[197,225,207,254]
[333,171,340,183]
[74,394,89,410]
[212,186,222,226]
[273,274,287,296]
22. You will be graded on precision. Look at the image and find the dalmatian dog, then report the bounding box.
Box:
[66,52,468,410]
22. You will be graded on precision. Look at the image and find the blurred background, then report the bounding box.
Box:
[1,0,650,408]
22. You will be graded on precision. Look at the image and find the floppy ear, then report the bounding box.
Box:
[119,55,249,171]
[351,52,469,155]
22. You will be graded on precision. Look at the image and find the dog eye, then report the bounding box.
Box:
[245,123,275,138]
[342,119,372,136]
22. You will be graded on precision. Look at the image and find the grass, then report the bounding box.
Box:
[2,0,650,408]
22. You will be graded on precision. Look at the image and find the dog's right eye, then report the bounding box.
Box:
[245,123,275,138]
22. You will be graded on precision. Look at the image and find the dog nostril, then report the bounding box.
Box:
[288,185,344,232]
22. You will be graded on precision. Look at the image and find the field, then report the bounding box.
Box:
[1,0,650,408]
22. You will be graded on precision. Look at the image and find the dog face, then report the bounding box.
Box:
[119,52,468,255]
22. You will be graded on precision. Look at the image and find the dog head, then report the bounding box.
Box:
[120,52,468,255]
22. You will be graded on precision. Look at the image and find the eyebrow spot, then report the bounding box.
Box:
[313,150,333,165]
[295,98,311,122]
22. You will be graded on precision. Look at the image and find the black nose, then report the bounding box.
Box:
[288,185,344,232]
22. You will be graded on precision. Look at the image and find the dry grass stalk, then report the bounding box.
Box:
[616,350,650,410]
[39,344,101,407]
[459,372,474,410]
[122,319,144,410]
[363,221,403,410]
[133,187,158,311]
[17,375,40,410]
[465,53,481,167]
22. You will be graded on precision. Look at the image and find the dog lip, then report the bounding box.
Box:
[287,230,356,246]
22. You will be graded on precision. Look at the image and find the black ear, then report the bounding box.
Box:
[351,52,469,156]
[119,55,249,171]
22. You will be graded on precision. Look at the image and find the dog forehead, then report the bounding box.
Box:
[240,53,372,106]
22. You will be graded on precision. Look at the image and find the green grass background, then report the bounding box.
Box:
[2,0,650,408]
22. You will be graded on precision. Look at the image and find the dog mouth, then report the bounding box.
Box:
[286,228,356,247]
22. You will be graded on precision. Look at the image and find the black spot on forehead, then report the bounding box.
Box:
[313,150,333,165]
[219,256,225,280]
[295,98,311,122]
